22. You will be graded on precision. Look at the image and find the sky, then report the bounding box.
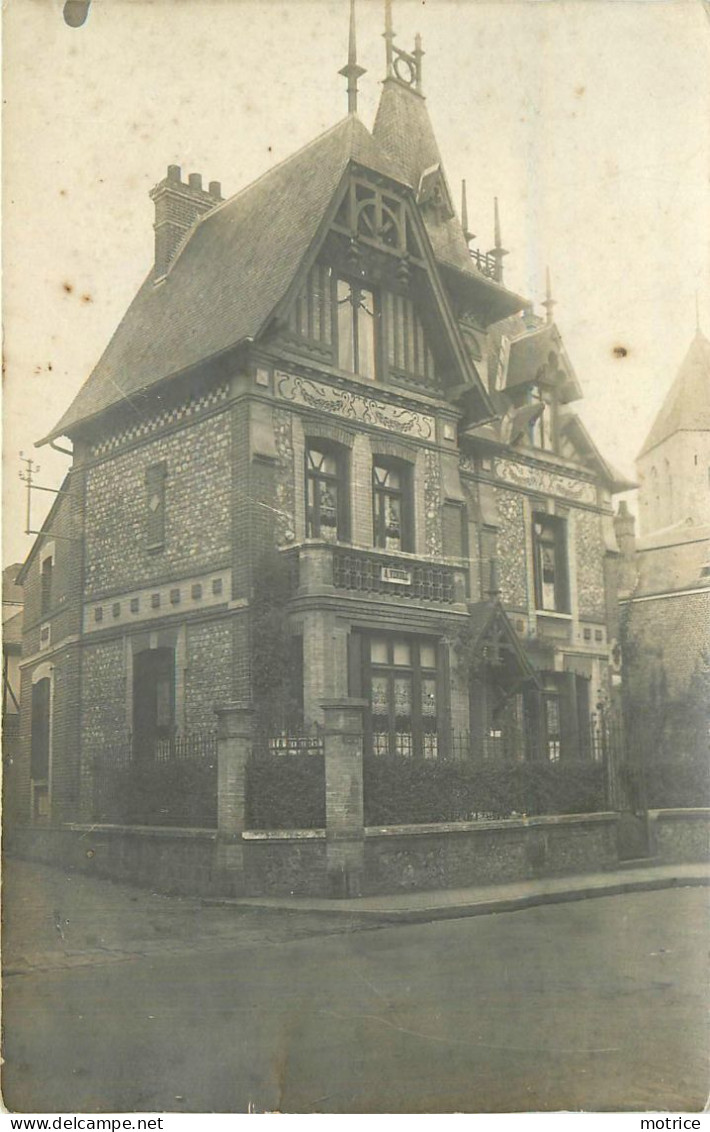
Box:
[3,0,709,568]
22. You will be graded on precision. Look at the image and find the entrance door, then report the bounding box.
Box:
[132,648,175,758]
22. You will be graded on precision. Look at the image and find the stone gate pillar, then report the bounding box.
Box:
[322,698,367,898]
[213,701,254,894]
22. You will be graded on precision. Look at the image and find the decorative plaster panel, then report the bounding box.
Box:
[495,458,596,504]
[276,371,435,440]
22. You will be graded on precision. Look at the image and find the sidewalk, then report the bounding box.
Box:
[206,860,710,924]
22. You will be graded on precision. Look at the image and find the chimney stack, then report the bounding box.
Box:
[149,166,223,280]
[613,500,637,596]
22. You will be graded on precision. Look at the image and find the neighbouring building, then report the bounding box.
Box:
[3,563,24,822]
[15,10,632,835]
[615,328,710,773]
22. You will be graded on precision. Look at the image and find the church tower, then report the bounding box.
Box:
[636,329,710,536]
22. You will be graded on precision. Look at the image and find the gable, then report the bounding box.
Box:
[271,167,493,415]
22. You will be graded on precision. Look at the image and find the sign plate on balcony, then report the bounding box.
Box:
[381,565,412,585]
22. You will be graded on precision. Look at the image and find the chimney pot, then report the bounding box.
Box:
[209,180,222,199]
[167,164,181,184]
[188,172,202,191]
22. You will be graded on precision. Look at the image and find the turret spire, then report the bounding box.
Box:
[383,0,423,93]
[489,197,508,284]
[339,0,366,115]
[461,180,474,245]
[542,266,556,324]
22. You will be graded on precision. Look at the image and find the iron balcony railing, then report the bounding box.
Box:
[332,547,457,604]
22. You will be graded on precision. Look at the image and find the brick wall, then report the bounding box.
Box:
[85,412,231,596]
[494,487,528,608]
[624,590,710,703]
[184,620,233,730]
[574,508,607,621]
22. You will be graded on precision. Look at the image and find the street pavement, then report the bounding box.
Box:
[2,859,708,1113]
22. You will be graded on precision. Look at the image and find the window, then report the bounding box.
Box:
[366,635,439,759]
[306,444,348,542]
[336,279,377,379]
[132,647,175,758]
[533,514,569,613]
[382,291,435,383]
[543,693,561,761]
[40,556,53,617]
[528,385,553,450]
[373,460,412,552]
[145,462,167,551]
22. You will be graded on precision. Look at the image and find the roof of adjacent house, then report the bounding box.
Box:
[638,330,710,459]
[40,115,404,445]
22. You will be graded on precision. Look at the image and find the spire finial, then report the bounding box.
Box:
[489,197,508,284]
[384,0,395,77]
[383,0,423,92]
[542,266,556,324]
[339,0,366,115]
[461,180,474,245]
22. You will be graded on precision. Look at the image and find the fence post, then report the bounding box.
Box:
[213,701,254,894]
[322,698,367,898]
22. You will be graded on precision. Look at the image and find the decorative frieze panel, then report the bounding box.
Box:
[494,458,596,504]
[83,569,231,634]
[276,371,435,440]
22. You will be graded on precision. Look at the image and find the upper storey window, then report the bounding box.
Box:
[336,280,377,380]
[528,384,554,451]
[373,460,413,553]
[306,443,349,542]
[533,513,569,613]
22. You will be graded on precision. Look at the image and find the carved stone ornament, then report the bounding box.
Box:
[276,371,434,440]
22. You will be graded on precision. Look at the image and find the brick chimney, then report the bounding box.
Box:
[613,500,637,596]
[149,165,223,280]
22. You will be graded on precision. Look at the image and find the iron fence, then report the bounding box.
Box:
[92,730,218,828]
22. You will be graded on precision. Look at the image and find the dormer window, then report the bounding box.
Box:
[336,280,377,380]
[528,384,554,450]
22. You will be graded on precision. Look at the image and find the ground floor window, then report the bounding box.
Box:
[364,634,439,758]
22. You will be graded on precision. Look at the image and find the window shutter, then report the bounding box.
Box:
[347,631,363,699]
[443,503,465,561]
[30,678,51,780]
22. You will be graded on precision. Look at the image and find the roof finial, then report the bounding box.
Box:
[339,0,366,115]
[489,197,508,284]
[542,266,556,324]
[461,180,474,245]
[384,0,395,78]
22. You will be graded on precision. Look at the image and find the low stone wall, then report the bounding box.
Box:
[7,823,218,896]
[363,813,619,895]
[648,809,710,864]
[16,810,703,898]
[241,812,619,895]
[242,830,327,896]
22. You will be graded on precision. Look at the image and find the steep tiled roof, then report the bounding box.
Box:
[638,330,710,459]
[372,79,517,283]
[42,116,404,444]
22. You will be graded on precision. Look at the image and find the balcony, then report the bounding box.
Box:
[469,248,498,280]
[284,542,468,608]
